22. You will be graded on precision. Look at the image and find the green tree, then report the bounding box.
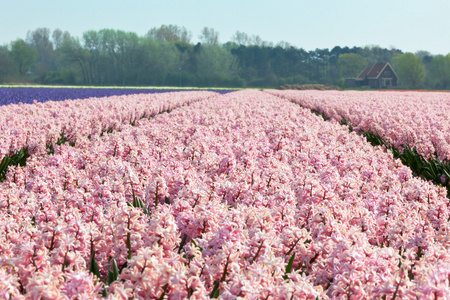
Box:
[26,28,55,77]
[138,37,180,86]
[98,29,120,84]
[392,52,426,89]
[231,31,250,46]
[336,53,367,78]
[0,45,17,82]
[196,44,239,86]
[146,25,191,43]
[428,54,450,89]
[82,30,103,84]
[357,45,402,65]
[10,39,36,76]
[199,27,219,46]
[115,30,140,85]
[52,29,71,50]
[59,37,89,84]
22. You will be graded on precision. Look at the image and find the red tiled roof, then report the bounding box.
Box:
[366,62,388,78]
[357,66,372,79]
[357,62,389,80]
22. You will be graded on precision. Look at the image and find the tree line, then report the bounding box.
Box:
[0,25,449,89]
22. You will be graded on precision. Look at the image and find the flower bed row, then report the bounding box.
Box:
[264,90,450,193]
[265,89,450,162]
[1,90,450,298]
[0,87,234,106]
[0,91,218,161]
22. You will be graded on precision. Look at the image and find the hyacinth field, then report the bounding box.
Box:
[266,90,450,162]
[265,90,450,194]
[1,89,450,299]
[0,87,233,106]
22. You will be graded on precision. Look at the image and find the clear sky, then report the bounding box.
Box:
[1,0,449,55]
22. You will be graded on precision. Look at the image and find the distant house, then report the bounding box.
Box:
[345,62,398,89]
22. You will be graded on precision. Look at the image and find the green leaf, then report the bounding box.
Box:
[112,258,119,278]
[107,259,119,285]
[283,253,296,280]
[107,270,114,285]
[178,234,188,254]
[0,147,30,182]
[89,253,102,280]
[143,206,150,217]
[210,281,220,298]
[443,168,450,179]
[286,253,295,274]
[119,261,128,274]
[159,283,169,300]
[127,232,132,259]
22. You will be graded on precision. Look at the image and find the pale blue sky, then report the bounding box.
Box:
[1,0,449,55]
